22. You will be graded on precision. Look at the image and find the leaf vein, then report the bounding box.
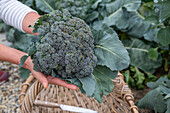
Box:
[125,47,149,52]
[95,45,127,61]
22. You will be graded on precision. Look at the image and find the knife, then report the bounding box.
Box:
[34,100,98,113]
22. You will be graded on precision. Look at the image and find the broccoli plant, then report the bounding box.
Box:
[20,9,130,103]
[55,0,92,19]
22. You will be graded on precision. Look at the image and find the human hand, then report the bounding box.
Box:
[25,57,77,90]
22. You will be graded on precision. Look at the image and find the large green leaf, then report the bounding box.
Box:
[13,34,37,52]
[147,76,170,89]
[154,0,170,21]
[22,0,33,7]
[86,0,141,23]
[139,2,155,18]
[92,66,117,102]
[104,2,157,39]
[137,85,168,113]
[85,11,99,22]
[93,25,130,71]
[138,77,170,113]
[106,0,141,13]
[103,8,129,31]
[91,0,102,9]
[143,27,159,42]
[123,38,162,74]
[126,12,150,38]
[166,100,170,113]
[102,0,141,31]
[104,10,151,38]
[35,0,55,13]
[157,27,170,46]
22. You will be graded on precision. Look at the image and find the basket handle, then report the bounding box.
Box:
[19,74,34,103]
[116,72,139,113]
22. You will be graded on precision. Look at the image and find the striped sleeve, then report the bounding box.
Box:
[0,0,38,32]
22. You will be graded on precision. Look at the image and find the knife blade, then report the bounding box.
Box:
[60,104,97,113]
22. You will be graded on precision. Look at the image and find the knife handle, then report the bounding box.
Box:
[34,100,61,108]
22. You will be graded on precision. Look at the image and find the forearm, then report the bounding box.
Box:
[0,44,33,70]
[0,0,40,34]
[22,12,40,35]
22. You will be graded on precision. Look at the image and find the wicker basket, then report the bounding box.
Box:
[19,73,139,113]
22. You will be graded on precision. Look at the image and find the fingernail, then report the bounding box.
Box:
[42,82,47,88]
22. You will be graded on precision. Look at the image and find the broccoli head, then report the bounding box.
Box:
[32,9,97,78]
[55,0,91,19]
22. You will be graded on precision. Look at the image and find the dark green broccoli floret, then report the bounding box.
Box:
[55,0,91,19]
[32,9,97,78]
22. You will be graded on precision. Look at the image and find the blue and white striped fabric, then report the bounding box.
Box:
[0,0,37,32]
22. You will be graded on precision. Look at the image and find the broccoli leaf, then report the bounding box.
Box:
[154,0,170,22]
[157,27,170,46]
[19,55,29,67]
[137,85,168,113]
[52,65,117,103]
[93,24,130,71]
[72,79,85,93]
[137,77,170,113]
[166,100,170,113]
[105,11,151,38]
[143,27,159,42]
[35,0,55,13]
[123,38,162,74]
[123,70,136,88]
[78,74,96,97]
[91,0,102,9]
[106,0,141,13]
[6,28,15,42]
[20,0,33,7]
[86,11,99,22]
[148,48,159,61]
[13,34,37,52]
[19,67,31,79]
[133,67,145,89]
[92,66,117,102]
[147,76,170,89]
[27,43,36,56]
[0,21,5,32]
